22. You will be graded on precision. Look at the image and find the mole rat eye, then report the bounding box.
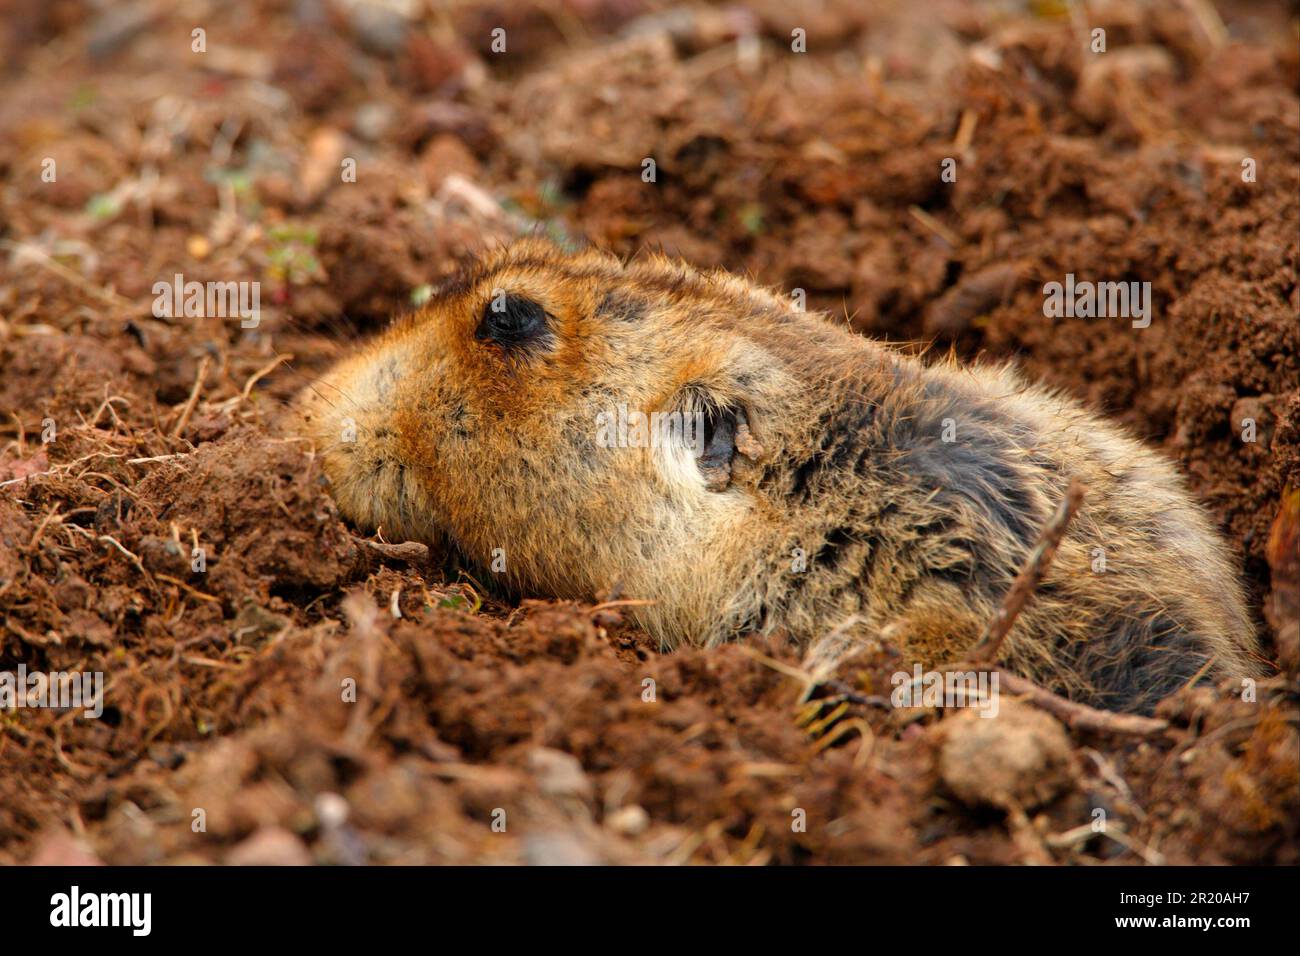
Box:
[475,293,549,348]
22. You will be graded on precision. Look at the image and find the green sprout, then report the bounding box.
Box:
[265,223,323,286]
[85,192,124,221]
[69,84,98,111]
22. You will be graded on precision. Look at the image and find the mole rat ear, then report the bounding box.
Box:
[673,343,776,491]
[686,392,766,493]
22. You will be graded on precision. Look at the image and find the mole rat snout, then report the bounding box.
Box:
[297,333,431,543]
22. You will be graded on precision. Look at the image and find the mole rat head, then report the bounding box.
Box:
[298,238,812,618]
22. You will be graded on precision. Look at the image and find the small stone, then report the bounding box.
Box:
[420,134,480,194]
[937,699,1078,810]
[298,127,348,207]
[353,102,395,142]
[523,832,599,866]
[29,831,103,866]
[186,235,211,260]
[606,804,650,836]
[224,826,312,866]
[348,1,410,55]
[527,747,594,801]
[87,2,155,59]
[314,792,349,829]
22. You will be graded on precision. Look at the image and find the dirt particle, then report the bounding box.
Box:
[936,701,1079,811]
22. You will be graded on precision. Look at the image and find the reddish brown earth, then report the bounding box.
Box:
[0,0,1296,865]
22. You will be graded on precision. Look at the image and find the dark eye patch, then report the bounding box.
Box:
[475,293,551,348]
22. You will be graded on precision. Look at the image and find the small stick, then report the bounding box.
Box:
[97,534,151,581]
[0,240,131,308]
[1103,828,1166,866]
[154,573,221,604]
[238,353,292,403]
[736,643,816,690]
[998,672,1169,735]
[1178,653,1217,693]
[127,453,192,465]
[88,393,130,429]
[908,205,962,248]
[971,478,1086,664]
[822,679,892,709]
[588,598,657,612]
[9,412,25,456]
[353,537,429,562]
[952,109,978,152]
[1185,0,1227,48]
[24,505,62,552]
[170,355,211,439]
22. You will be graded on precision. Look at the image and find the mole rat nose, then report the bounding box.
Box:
[298,333,413,462]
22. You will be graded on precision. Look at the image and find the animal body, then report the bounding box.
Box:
[298,239,1261,713]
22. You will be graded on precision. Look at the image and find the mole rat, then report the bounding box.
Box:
[297,238,1261,713]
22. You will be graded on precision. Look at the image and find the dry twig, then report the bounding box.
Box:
[998,672,1169,735]
[971,479,1086,664]
[170,355,211,439]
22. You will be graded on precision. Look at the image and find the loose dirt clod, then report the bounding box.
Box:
[937,701,1079,811]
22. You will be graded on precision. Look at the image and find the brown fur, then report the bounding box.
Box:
[297,239,1262,713]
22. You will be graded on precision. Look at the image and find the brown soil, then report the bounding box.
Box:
[1,0,1297,865]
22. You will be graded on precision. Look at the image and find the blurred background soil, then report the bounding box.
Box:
[0,0,1296,864]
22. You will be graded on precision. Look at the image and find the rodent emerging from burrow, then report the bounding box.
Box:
[297,239,1262,714]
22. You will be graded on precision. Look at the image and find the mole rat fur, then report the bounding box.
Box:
[298,239,1261,713]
